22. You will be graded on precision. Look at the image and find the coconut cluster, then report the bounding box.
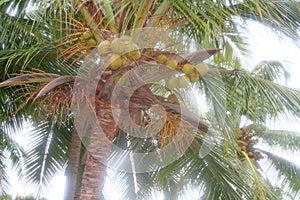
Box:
[155,54,209,89]
[97,35,141,71]
[237,129,263,160]
[82,31,97,47]
[95,35,210,88]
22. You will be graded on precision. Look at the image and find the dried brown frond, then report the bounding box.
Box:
[12,83,46,115]
[41,82,73,123]
[157,112,204,154]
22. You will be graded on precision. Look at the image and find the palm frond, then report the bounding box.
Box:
[0,127,24,191]
[260,150,300,198]
[224,69,300,122]
[34,75,74,99]
[105,169,139,200]
[201,68,237,140]
[0,73,60,87]
[252,60,290,84]
[0,2,83,76]
[154,139,274,199]
[230,0,300,40]
[171,0,233,47]
[23,120,71,196]
[257,129,300,152]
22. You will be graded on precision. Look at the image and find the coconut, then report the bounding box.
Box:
[126,43,139,52]
[166,77,177,89]
[178,75,190,88]
[166,59,178,69]
[156,54,167,64]
[127,50,141,60]
[182,63,194,75]
[83,31,93,40]
[248,152,254,158]
[125,43,141,60]
[86,38,97,46]
[189,72,200,82]
[121,56,129,65]
[110,38,124,54]
[195,63,209,76]
[109,54,122,70]
[97,40,111,55]
[167,94,178,104]
[120,35,133,43]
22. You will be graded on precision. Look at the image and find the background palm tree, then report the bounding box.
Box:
[0,0,300,199]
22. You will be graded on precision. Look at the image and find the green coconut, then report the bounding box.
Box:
[127,50,141,60]
[195,63,209,76]
[166,59,178,69]
[156,54,167,64]
[125,43,141,60]
[97,40,111,55]
[109,54,122,70]
[166,77,177,89]
[83,31,93,40]
[86,38,97,46]
[182,63,194,75]
[110,38,124,54]
[189,72,200,83]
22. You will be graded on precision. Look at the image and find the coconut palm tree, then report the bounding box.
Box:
[1,0,300,199]
[143,61,300,199]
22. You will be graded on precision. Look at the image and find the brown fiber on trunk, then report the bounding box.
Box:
[64,129,82,200]
[78,93,118,199]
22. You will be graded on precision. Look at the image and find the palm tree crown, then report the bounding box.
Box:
[0,0,300,199]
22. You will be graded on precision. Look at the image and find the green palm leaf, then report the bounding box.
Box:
[0,127,24,192]
[23,120,71,196]
[154,139,274,199]
[261,150,300,198]
[258,129,300,152]
[252,60,290,83]
[225,69,300,122]
[230,1,300,40]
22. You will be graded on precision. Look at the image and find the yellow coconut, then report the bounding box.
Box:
[109,54,122,70]
[182,63,194,75]
[189,72,200,82]
[166,59,178,69]
[127,50,141,60]
[156,54,167,64]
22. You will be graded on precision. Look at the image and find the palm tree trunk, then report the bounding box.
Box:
[64,129,81,200]
[78,99,117,200]
[77,151,108,200]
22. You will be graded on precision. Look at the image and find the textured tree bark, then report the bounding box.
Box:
[77,151,108,200]
[64,129,82,200]
[78,99,117,200]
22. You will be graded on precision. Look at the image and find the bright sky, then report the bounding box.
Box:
[6,21,300,199]
[244,21,300,90]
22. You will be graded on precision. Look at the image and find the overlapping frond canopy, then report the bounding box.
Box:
[0,0,300,198]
